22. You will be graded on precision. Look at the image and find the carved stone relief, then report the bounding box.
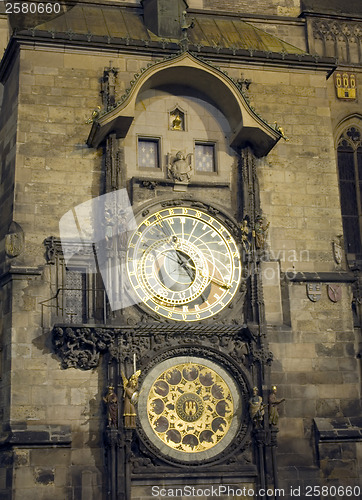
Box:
[312,19,362,64]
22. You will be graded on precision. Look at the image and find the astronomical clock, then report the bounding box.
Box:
[126,201,242,322]
[52,48,279,500]
[103,196,267,500]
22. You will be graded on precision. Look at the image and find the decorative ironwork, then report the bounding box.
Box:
[64,271,85,324]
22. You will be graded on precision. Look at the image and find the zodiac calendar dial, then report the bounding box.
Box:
[147,362,234,453]
[127,205,242,321]
[138,357,242,463]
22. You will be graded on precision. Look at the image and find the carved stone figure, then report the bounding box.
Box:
[122,370,141,429]
[168,151,193,183]
[268,385,285,427]
[240,218,251,252]
[104,208,115,250]
[5,221,24,258]
[103,386,119,428]
[249,386,265,428]
[254,215,269,249]
[332,235,343,265]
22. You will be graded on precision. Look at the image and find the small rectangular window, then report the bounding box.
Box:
[64,269,87,323]
[195,142,216,173]
[138,138,160,169]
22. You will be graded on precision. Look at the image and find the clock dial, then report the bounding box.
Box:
[137,356,242,463]
[127,205,242,321]
[147,362,234,454]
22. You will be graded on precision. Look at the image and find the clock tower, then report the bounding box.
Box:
[2,1,360,499]
[80,49,280,499]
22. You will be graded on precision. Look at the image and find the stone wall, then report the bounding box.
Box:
[0,2,361,497]
[0,47,115,500]
[204,0,302,17]
[269,281,361,490]
[216,65,342,273]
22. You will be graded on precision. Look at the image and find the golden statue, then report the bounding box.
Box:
[254,215,270,249]
[249,387,265,428]
[268,385,285,426]
[121,370,141,429]
[172,113,183,131]
[240,218,250,252]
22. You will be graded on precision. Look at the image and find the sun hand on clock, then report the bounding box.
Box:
[168,255,231,290]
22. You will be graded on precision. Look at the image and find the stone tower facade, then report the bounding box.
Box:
[0,1,361,499]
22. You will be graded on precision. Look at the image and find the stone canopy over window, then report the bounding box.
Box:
[87,51,281,157]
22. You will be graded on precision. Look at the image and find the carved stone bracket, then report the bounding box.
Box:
[117,323,255,370]
[52,326,118,370]
[52,322,270,372]
[106,133,123,192]
[44,236,63,264]
[250,342,273,366]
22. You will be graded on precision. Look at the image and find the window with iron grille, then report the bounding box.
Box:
[337,126,362,260]
[138,138,160,169]
[194,142,216,173]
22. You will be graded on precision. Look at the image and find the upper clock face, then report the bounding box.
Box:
[127,204,242,321]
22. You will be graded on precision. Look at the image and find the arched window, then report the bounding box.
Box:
[337,126,362,260]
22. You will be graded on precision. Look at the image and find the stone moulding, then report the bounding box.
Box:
[52,326,117,370]
[314,417,362,443]
[86,51,282,157]
[283,271,356,282]
[0,425,71,449]
[52,322,270,371]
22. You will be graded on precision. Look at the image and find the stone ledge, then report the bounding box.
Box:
[0,266,43,287]
[0,425,71,448]
[284,271,356,283]
[314,418,362,442]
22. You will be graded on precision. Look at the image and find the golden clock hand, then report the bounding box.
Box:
[202,274,231,290]
[180,260,231,290]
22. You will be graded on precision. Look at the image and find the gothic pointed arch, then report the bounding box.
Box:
[87,51,281,157]
[335,115,362,259]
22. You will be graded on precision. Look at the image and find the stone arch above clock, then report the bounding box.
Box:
[87,51,281,157]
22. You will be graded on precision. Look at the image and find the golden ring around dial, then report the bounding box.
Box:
[127,205,242,321]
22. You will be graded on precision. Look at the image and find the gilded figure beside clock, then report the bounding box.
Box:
[126,202,242,321]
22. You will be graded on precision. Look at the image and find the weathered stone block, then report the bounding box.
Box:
[30,449,70,467]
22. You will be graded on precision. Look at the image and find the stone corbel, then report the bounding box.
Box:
[52,326,118,370]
